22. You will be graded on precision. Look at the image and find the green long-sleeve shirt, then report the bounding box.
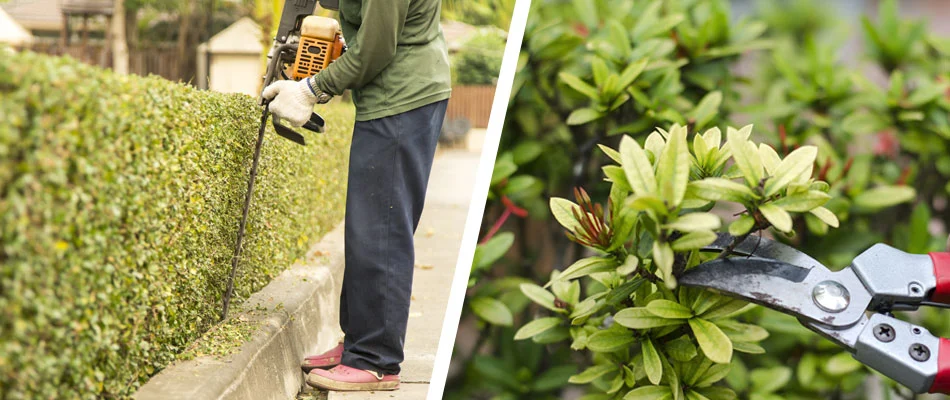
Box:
[313,0,452,121]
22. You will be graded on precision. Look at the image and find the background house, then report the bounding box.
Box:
[196,17,265,96]
[0,7,33,48]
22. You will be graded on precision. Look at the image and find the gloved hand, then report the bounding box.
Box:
[261,77,332,127]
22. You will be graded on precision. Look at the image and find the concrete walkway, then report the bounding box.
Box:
[325,147,479,399]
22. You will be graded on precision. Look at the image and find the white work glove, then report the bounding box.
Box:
[261,77,332,127]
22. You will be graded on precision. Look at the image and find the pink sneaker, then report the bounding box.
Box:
[300,343,344,371]
[306,365,400,391]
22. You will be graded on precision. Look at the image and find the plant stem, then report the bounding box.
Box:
[481,208,512,244]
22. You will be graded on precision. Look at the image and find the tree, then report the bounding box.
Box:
[111,0,129,74]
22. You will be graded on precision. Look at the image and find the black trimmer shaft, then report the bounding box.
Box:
[222,106,270,321]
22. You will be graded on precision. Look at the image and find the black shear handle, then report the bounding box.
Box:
[271,113,325,146]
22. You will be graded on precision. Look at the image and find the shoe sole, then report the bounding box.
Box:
[306,374,399,391]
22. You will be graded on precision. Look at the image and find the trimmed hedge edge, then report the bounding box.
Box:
[0,51,352,398]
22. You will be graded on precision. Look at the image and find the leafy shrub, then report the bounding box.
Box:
[515,124,834,399]
[452,29,507,85]
[0,51,352,398]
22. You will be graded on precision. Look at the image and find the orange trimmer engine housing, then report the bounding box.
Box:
[289,15,345,80]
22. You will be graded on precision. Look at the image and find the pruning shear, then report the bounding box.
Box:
[679,234,950,394]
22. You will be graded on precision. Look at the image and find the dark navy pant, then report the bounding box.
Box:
[340,99,447,375]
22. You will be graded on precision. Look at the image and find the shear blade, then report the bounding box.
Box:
[701,233,825,268]
[680,257,872,328]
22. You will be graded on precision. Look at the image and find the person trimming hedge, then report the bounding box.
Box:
[262,0,451,392]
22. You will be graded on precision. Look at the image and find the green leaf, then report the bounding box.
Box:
[512,141,543,164]
[642,338,664,385]
[665,212,721,232]
[750,366,791,394]
[624,385,673,400]
[716,320,769,342]
[764,146,817,196]
[591,57,609,87]
[797,353,818,386]
[907,83,945,107]
[657,125,690,206]
[560,72,599,99]
[688,318,733,363]
[520,283,560,312]
[726,125,762,186]
[603,165,633,193]
[473,233,515,272]
[615,307,687,329]
[470,297,513,326]
[491,158,517,186]
[550,197,582,232]
[694,363,732,388]
[809,206,839,228]
[699,299,752,320]
[587,329,636,352]
[568,108,604,125]
[908,203,931,253]
[693,131,711,165]
[689,179,757,203]
[732,341,765,354]
[702,127,722,149]
[621,135,658,195]
[617,255,640,275]
[554,256,618,283]
[758,203,792,232]
[629,194,669,216]
[695,387,737,400]
[606,278,645,305]
[853,185,916,211]
[824,352,863,375]
[514,317,562,340]
[772,190,830,212]
[653,241,674,281]
[600,144,622,164]
[728,215,755,236]
[571,296,604,322]
[664,336,698,362]
[646,299,694,319]
[570,363,618,384]
[533,365,578,392]
[688,91,722,129]
[672,231,717,252]
[757,144,781,175]
[618,59,649,89]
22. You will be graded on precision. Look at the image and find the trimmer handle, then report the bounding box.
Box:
[261,99,324,146]
[852,314,950,394]
[934,338,950,394]
[929,252,950,304]
[302,113,325,133]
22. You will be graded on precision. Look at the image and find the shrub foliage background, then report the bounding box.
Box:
[452,29,508,86]
[0,51,352,398]
[447,0,949,399]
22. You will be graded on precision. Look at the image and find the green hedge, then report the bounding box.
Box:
[0,51,352,398]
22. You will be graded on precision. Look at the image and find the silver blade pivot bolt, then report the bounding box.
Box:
[813,280,850,313]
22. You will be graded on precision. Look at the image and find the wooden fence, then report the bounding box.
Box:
[29,42,181,82]
[446,85,496,128]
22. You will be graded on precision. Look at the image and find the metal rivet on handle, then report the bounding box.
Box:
[910,343,931,362]
[813,280,851,313]
[910,282,924,296]
[873,323,896,343]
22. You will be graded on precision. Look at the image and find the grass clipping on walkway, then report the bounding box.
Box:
[0,51,352,398]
